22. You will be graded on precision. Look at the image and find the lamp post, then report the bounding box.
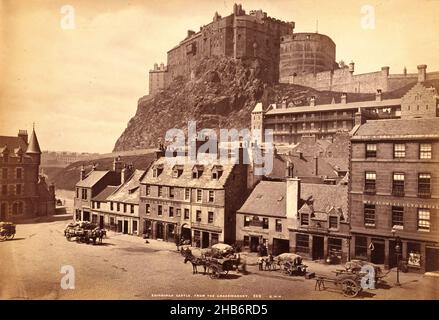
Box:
[391,229,402,286]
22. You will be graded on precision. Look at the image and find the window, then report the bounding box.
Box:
[12,201,23,215]
[97,202,100,209]
[275,219,282,232]
[244,216,251,227]
[364,204,376,227]
[296,234,310,253]
[262,218,269,229]
[328,238,342,260]
[16,168,22,179]
[81,189,87,200]
[1,168,7,179]
[208,212,214,223]
[117,203,120,211]
[355,236,368,258]
[169,187,175,198]
[184,188,190,200]
[146,204,151,214]
[208,190,214,202]
[364,171,376,194]
[76,188,79,199]
[392,206,404,228]
[394,144,406,158]
[196,189,202,202]
[184,208,190,220]
[146,185,151,196]
[419,143,432,160]
[418,209,430,232]
[196,210,202,222]
[176,208,181,217]
[329,216,338,229]
[392,173,405,196]
[158,186,163,197]
[1,185,6,195]
[16,184,22,195]
[169,207,174,217]
[418,173,431,198]
[130,205,134,214]
[300,213,309,226]
[366,144,377,158]
[157,205,163,216]
[110,202,114,211]
[123,203,127,213]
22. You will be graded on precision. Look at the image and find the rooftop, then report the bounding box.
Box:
[92,186,118,202]
[76,170,111,188]
[107,169,146,204]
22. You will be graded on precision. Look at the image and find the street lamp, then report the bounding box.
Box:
[391,229,402,286]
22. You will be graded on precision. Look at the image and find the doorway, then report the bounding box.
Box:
[156,223,164,239]
[273,238,290,256]
[202,232,210,248]
[123,221,129,234]
[117,221,122,233]
[181,225,191,242]
[426,247,439,272]
[312,236,324,260]
[250,236,260,252]
[132,220,138,235]
[99,216,104,229]
[83,211,90,222]
[371,239,385,264]
[167,224,175,242]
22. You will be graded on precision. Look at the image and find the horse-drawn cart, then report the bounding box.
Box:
[0,222,16,241]
[64,221,106,244]
[275,253,308,276]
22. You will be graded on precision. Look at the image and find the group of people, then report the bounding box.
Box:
[257,254,275,271]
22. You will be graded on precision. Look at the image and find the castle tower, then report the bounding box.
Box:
[26,126,42,165]
[251,102,265,144]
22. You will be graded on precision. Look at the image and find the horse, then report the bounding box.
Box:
[91,228,106,244]
[184,254,207,275]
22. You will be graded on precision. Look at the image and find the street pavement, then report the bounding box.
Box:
[1,220,438,300]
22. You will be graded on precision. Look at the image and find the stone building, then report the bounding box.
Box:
[252,89,405,145]
[279,33,338,79]
[148,62,167,96]
[349,81,439,272]
[88,168,145,235]
[73,157,122,222]
[139,150,249,248]
[0,127,55,221]
[164,3,294,84]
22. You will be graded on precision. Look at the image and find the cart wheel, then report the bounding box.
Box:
[0,234,5,241]
[209,266,220,279]
[341,278,360,298]
[223,269,229,275]
[66,235,74,242]
[6,233,15,240]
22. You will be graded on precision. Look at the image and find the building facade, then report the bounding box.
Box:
[349,81,439,272]
[149,63,167,96]
[139,151,249,248]
[0,128,55,221]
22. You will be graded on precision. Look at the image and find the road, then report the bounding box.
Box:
[1,220,438,300]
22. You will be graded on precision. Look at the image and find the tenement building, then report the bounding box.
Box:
[139,150,249,248]
[0,127,55,221]
[349,81,439,272]
[88,167,145,235]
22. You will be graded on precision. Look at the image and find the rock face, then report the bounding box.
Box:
[113,56,365,152]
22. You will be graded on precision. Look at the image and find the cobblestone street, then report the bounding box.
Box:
[1,220,438,300]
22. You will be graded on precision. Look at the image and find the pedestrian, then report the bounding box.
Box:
[258,257,264,270]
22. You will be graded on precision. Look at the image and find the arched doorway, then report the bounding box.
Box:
[180,223,191,244]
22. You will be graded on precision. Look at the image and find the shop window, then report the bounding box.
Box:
[193,230,201,247]
[328,238,342,262]
[211,233,219,246]
[296,234,310,254]
[355,236,368,258]
[407,242,421,268]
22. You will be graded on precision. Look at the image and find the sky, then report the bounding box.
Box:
[1,0,438,153]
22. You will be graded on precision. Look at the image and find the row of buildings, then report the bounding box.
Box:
[73,79,439,273]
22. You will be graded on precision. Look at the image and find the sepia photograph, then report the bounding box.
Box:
[0,0,439,304]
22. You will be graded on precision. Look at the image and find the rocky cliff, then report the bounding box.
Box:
[113,56,374,152]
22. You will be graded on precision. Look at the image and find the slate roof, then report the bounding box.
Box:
[141,156,236,189]
[76,170,111,188]
[26,129,41,154]
[352,118,439,140]
[107,169,146,204]
[237,181,348,219]
[92,186,118,202]
[271,153,339,179]
[0,136,28,153]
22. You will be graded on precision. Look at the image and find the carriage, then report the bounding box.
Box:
[275,253,308,276]
[182,243,244,279]
[0,222,16,241]
[64,221,106,244]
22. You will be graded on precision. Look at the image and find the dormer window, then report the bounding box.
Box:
[192,165,204,179]
[172,165,184,178]
[211,165,223,180]
[152,164,164,177]
[329,216,338,229]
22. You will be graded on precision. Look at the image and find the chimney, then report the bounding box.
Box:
[417,64,427,82]
[381,66,390,77]
[285,161,294,178]
[310,96,316,107]
[376,89,382,102]
[156,143,165,159]
[18,130,28,144]
[154,63,158,71]
[341,93,347,104]
[354,111,365,126]
[121,164,134,184]
[113,156,124,173]
[348,61,355,73]
[313,156,319,176]
[80,165,86,180]
[286,177,301,219]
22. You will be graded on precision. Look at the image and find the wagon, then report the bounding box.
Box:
[204,255,241,279]
[275,253,308,276]
[0,222,16,241]
[64,221,106,244]
[315,272,363,298]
